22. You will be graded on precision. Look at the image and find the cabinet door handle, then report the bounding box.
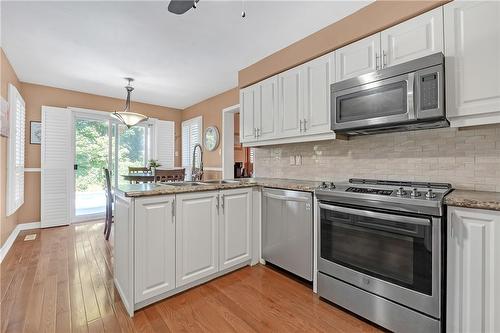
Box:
[299,120,303,132]
[221,194,225,213]
[303,118,307,132]
[216,195,219,212]
[383,50,387,68]
[172,199,175,219]
[257,128,260,137]
[253,128,256,138]
[375,52,380,70]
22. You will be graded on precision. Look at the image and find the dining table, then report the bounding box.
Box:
[121,172,155,183]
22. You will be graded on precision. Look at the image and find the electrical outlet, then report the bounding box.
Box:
[295,155,302,165]
[289,155,296,165]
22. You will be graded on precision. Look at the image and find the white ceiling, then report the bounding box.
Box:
[1,1,372,109]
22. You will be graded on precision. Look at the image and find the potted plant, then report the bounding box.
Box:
[148,159,161,178]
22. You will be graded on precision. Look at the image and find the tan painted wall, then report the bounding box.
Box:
[1,49,22,247]
[17,83,183,224]
[238,0,449,87]
[182,88,239,176]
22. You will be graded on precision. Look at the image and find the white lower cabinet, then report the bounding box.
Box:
[219,188,252,270]
[175,191,219,287]
[447,207,500,333]
[134,195,175,302]
[115,188,254,315]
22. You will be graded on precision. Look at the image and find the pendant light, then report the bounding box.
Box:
[111,78,149,128]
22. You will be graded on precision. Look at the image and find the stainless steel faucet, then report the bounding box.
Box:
[191,143,204,181]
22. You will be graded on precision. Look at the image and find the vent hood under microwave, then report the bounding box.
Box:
[331,53,447,136]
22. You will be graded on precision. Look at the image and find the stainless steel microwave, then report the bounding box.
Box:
[331,53,447,135]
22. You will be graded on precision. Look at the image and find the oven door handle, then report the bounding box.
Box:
[318,203,430,226]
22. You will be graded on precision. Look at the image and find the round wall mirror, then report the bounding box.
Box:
[204,126,220,151]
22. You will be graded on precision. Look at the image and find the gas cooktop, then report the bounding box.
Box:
[315,178,453,216]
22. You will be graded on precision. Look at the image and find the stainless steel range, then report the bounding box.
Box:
[315,179,452,333]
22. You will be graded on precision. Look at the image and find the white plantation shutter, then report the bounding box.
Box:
[182,116,202,179]
[155,120,175,168]
[41,106,72,228]
[6,84,25,215]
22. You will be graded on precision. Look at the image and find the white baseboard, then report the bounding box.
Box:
[0,221,41,263]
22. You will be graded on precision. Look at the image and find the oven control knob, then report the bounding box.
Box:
[320,181,328,189]
[329,182,336,189]
[396,187,405,196]
[425,189,436,199]
[410,188,420,197]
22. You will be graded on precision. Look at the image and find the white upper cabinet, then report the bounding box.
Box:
[240,85,260,143]
[258,76,279,140]
[175,191,219,287]
[381,7,443,67]
[447,207,500,333]
[278,66,303,138]
[335,34,380,82]
[303,53,332,135]
[134,195,176,302]
[219,188,252,271]
[444,1,500,127]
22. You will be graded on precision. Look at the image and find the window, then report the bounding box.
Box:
[6,84,25,215]
[154,120,175,169]
[182,116,202,179]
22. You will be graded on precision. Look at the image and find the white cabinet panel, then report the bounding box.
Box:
[445,1,500,126]
[175,191,219,287]
[278,66,303,137]
[335,34,380,82]
[447,207,500,333]
[134,195,175,302]
[219,188,252,270]
[303,53,332,135]
[240,86,259,143]
[381,7,443,67]
[259,76,279,140]
[114,195,134,316]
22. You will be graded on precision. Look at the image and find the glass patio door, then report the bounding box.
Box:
[73,117,111,221]
[72,111,152,223]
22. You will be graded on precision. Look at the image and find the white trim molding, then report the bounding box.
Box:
[24,168,41,172]
[221,104,240,179]
[204,167,223,172]
[0,222,41,263]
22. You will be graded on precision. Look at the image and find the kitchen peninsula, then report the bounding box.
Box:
[113,178,321,315]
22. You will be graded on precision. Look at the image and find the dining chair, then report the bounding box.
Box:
[154,168,185,182]
[103,168,113,240]
[128,166,151,183]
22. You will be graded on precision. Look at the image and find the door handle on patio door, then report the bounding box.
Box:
[74,164,78,170]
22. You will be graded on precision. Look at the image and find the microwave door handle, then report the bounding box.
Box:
[318,203,430,226]
[407,72,416,120]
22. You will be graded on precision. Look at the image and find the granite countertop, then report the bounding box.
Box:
[444,190,500,212]
[117,177,322,197]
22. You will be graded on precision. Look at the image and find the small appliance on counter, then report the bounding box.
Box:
[315,178,452,333]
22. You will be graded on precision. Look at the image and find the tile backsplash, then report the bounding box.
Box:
[254,124,500,192]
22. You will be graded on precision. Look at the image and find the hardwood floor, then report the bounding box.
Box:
[0,222,382,332]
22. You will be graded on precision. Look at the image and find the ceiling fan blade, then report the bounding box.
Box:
[168,0,199,15]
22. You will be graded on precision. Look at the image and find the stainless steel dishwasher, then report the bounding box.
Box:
[262,188,313,281]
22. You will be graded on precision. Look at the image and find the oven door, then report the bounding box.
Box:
[331,72,415,131]
[318,202,441,318]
